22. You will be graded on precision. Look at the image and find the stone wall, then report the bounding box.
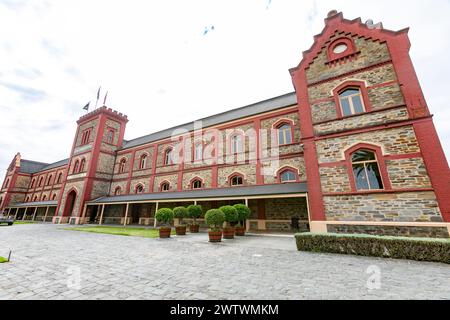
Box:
[182,169,212,190]
[217,164,256,187]
[324,192,442,223]
[314,107,409,136]
[153,174,178,192]
[306,34,392,84]
[386,158,432,189]
[316,126,421,163]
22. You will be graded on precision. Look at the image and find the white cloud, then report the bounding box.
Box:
[0,0,449,176]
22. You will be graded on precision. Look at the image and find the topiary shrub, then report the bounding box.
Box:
[219,206,238,227]
[155,208,174,227]
[187,205,203,226]
[173,206,188,226]
[205,209,225,232]
[233,204,251,227]
[295,233,450,264]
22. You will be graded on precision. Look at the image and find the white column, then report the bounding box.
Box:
[43,207,50,223]
[14,208,19,220]
[153,202,159,228]
[32,207,38,221]
[22,207,28,221]
[80,204,88,225]
[99,205,105,225]
[123,203,130,227]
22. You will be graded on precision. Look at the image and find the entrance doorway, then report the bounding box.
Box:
[63,190,77,218]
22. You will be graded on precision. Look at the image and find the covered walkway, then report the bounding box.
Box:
[82,183,310,232]
[3,201,57,223]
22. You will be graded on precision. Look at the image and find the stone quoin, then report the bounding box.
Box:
[1,11,449,237]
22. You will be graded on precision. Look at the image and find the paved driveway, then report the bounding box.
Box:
[0,224,449,300]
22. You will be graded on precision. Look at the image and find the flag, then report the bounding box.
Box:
[83,101,90,111]
[103,91,108,106]
[95,86,101,107]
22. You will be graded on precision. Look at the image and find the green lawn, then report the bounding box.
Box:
[66,226,175,238]
[13,221,36,225]
[0,256,8,263]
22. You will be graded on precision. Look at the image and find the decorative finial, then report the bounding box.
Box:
[365,19,383,30]
[327,10,338,18]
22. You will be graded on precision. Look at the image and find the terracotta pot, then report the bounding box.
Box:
[189,224,200,233]
[208,230,223,243]
[159,227,172,238]
[176,226,187,236]
[235,226,246,236]
[223,227,235,239]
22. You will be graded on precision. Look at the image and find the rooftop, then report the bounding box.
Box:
[121,92,297,150]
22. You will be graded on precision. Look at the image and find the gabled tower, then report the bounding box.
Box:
[0,153,28,211]
[290,11,450,234]
[53,107,128,224]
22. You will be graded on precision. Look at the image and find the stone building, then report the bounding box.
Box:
[1,11,449,237]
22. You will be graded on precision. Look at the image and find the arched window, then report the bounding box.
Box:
[230,134,244,154]
[139,154,148,170]
[46,175,53,186]
[73,160,80,174]
[42,195,47,201]
[33,195,38,202]
[57,173,63,184]
[194,143,203,161]
[351,149,384,191]
[191,179,203,190]
[135,184,144,194]
[30,179,36,188]
[339,88,365,117]
[79,159,86,172]
[160,182,170,192]
[114,187,122,196]
[119,159,127,174]
[38,177,44,187]
[25,196,30,202]
[279,169,297,183]
[164,148,173,166]
[4,178,10,188]
[277,124,293,145]
[229,174,244,187]
[52,194,57,200]
[81,129,91,145]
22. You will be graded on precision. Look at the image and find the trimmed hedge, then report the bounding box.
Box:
[295,233,450,264]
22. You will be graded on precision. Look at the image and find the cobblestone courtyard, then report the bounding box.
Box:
[0,224,449,300]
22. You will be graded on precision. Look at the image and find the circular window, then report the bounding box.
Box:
[333,43,348,54]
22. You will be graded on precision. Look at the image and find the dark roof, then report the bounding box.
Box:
[19,159,68,174]
[88,183,308,204]
[39,159,69,172]
[121,92,298,150]
[10,201,58,208]
[19,160,49,174]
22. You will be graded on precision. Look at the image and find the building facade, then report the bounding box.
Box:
[1,12,449,237]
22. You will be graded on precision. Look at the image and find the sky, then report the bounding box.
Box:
[0,0,449,176]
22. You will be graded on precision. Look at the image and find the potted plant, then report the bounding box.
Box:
[155,208,174,238]
[205,209,225,243]
[187,204,203,233]
[173,206,188,236]
[219,205,238,239]
[233,204,251,236]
